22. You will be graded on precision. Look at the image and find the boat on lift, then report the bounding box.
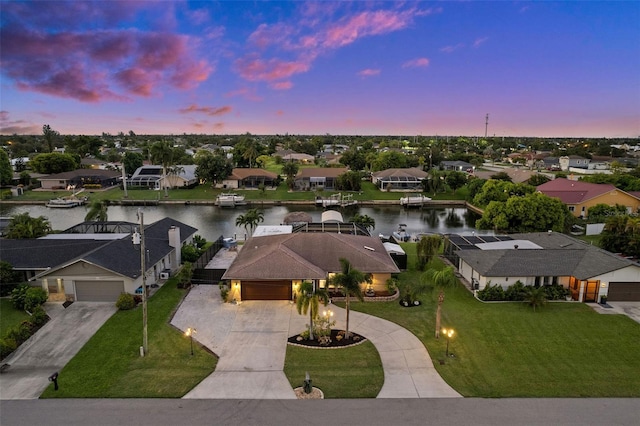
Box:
[215,192,246,207]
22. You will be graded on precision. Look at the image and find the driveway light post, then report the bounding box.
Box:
[442,327,454,357]
[185,327,196,356]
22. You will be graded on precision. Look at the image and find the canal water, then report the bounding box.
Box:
[0,204,487,242]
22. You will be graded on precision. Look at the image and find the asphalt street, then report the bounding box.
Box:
[1,398,639,426]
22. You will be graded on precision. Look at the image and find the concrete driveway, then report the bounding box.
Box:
[609,302,640,324]
[172,286,460,399]
[0,302,117,400]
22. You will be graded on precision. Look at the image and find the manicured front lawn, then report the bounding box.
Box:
[348,246,640,397]
[283,341,384,398]
[0,298,29,338]
[41,281,216,398]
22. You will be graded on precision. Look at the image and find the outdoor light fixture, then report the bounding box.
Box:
[441,327,455,358]
[323,309,334,318]
[185,327,197,356]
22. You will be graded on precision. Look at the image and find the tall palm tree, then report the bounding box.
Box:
[424,266,458,288]
[85,199,109,222]
[242,141,260,169]
[329,258,366,339]
[296,281,329,340]
[234,208,265,235]
[281,161,299,190]
[150,140,174,197]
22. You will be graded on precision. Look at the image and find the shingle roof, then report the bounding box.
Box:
[0,218,197,279]
[223,233,400,280]
[456,232,635,280]
[296,168,348,178]
[39,169,121,180]
[372,168,428,179]
[229,168,278,179]
[536,178,632,204]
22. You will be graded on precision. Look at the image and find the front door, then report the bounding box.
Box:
[584,280,599,303]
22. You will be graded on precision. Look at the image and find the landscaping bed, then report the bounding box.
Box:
[288,329,367,348]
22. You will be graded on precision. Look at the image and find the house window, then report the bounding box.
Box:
[535,276,541,286]
[552,276,558,285]
[568,206,575,212]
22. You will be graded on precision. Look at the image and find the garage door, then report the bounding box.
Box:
[76,281,124,302]
[241,281,291,300]
[608,282,640,302]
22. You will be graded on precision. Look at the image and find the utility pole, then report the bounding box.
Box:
[485,113,489,138]
[133,210,148,355]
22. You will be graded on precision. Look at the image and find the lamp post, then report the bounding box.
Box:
[185,327,196,356]
[441,327,454,357]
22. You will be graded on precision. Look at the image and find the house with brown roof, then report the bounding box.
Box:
[371,167,429,191]
[448,232,640,302]
[537,178,640,218]
[221,168,279,189]
[294,167,347,191]
[222,232,400,301]
[473,167,549,184]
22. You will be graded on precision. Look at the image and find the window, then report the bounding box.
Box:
[569,206,575,212]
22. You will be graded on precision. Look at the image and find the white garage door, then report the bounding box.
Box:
[75,281,124,302]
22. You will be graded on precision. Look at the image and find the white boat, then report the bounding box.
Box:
[46,196,87,208]
[46,189,88,208]
[400,194,431,208]
[392,224,411,243]
[215,193,246,207]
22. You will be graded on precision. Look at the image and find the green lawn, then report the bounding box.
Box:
[41,281,216,398]
[346,244,640,397]
[283,341,384,398]
[0,298,29,338]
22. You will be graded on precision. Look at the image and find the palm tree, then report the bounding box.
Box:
[424,266,458,288]
[150,140,174,197]
[242,141,260,169]
[281,161,299,189]
[6,213,51,239]
[329,258,366,339]
[85,199,109,222]
[235,208,265,235]
[351,213,375,234]
[296,281,329,340]
[42,124,59,153]
[526,286,547,312]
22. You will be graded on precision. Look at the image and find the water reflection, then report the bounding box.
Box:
[0,204,487,242]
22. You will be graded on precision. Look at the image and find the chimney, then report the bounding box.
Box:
[168,226,181,265]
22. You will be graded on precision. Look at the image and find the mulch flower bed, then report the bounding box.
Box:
[288,329,367,348]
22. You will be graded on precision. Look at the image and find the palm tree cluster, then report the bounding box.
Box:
[6,213,51,239]
[296,281,329,340]
[234,209,265,236]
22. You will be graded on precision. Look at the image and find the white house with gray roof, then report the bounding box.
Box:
[449,232,640,302]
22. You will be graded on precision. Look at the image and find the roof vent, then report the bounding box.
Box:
[514,244,519,249]
[364,246,375,251]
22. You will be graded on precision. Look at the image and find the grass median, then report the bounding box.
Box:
[41,281,216,398]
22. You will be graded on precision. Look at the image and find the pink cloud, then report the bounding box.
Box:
[270,81,293,90]
[402,58,430,68]
[358,69,381,77]
[323,10,413,49]
[224,87,263,102]
[213,122,225,131]
[440,43,464,53]
[179,105,233,116]
[235,56,310,82]
[276,110,284,116]
[473,37,489,48]
[0,111,40,135]
[0,23,212,102]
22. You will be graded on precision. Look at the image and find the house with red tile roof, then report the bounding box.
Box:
[537,178,640,218]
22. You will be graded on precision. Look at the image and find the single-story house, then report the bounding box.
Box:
[273,150,315,164]
[0,218,196,302]
[440,160,474,173]
[38,169,121,190]
[559,155,590,171]
[220,168,278,189]
[222,232,400,301]
[128,165,198,189]
[446,232,640,302]
[537,178,640,218]
[473,168,548,184]
[294,167,347,191]
[371,168,429,191]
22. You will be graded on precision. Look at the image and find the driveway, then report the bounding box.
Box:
[608,302,640,324]
[172,286,460,399]
[0,302,117,400]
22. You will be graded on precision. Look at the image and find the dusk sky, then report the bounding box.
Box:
[1,1,639,138]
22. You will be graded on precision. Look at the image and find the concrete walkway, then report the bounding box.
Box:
[0,302,117,400]
[171,286,460,399]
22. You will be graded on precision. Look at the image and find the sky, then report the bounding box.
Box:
[1,1,639,138]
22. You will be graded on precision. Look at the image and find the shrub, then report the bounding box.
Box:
[504,281,529,301]
[219,282,229,302]
[10,284,30,310]
[477,283,506,301]
[25,287,48,311]
[115,293,135,310]
[133,295,142,305]
[0,337,17,359]
[543,283,570,300]
[30,306,48,326]
[181,244,201,263]
[386,278,398,294]
[17,320,36,341]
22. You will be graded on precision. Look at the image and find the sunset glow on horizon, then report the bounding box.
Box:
[1,1,638,138]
